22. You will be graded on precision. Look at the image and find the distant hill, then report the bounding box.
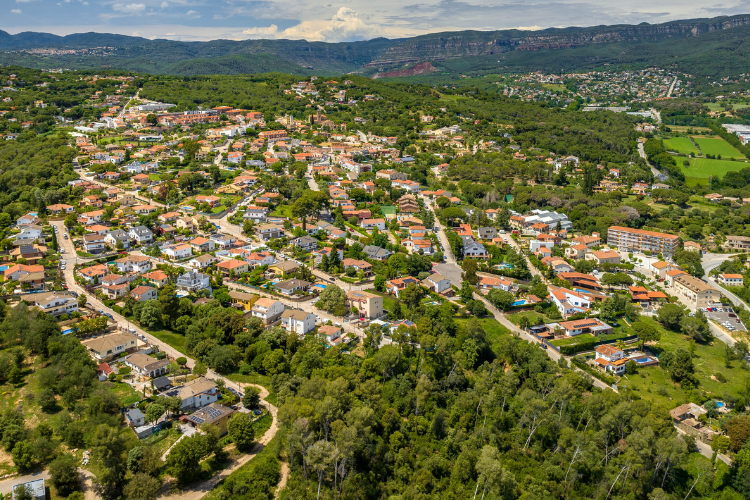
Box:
[3,14,750,78]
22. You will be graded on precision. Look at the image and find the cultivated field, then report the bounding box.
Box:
[682,157,750,182]
[663,136,700,155]
[693,136,745,159]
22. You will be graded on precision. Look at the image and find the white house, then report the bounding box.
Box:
[83,234,106,254]
[549,286,591,316]
[477,276,513,292]
[115,255,152,274]
[160,377,219,410]
[243,206,268,223]
[594,344,628,375]
[361,218,386,231]
[15,225,43,242]
[105,229,130,249]
[423,273,451,294]
[162,243,193,260]
[281,309,316,335]
[463,239,488,259]
[251,298,285,324]
[718,273,744,287]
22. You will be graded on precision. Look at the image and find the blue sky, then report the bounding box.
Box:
[4,0,750,42]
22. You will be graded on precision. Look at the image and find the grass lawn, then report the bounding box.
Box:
[663,137,700,155]
[269,205,293,218]
[692,136,745,159]
[381,205,397,216]
[683,157,750,180]
[506,311,555,327]
[110,381,142,405]
[364,289,398,313]
[550,331,630,347]
[147,328,187,354]
[618,317,747,408]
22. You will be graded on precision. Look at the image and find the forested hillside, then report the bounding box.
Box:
[4,14,750,79]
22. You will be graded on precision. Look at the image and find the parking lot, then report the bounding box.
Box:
[702,306,747,333]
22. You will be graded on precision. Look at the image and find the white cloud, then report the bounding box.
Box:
[160,1,168,7]
[112,2,146,15]
[14,0,34,3]
[281,7,381,41]
[242,24,279,37]
[11,8,22,13]
[185,9,200,18]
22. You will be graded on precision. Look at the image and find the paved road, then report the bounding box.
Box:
[638,141,666,180]
[53,219,281,499]
[665,78,677,99]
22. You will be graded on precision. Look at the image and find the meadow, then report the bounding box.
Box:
[663,136,700,155]
[693,136,745,159]
[681,157,750,183]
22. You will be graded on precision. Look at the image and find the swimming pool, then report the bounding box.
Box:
[716,402,725,408]
[511,300,527,307]
[633,357,654,364]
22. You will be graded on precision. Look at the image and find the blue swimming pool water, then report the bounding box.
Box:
[511,300,526,307]
[716,402,725,408]
[634,357,652,364]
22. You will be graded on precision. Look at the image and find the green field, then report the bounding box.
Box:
[683,158,750,181]
[668,126,711,133]
[663,136,700,155]
[693,136,745,159]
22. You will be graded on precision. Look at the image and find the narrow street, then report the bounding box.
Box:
[52,220,281,500]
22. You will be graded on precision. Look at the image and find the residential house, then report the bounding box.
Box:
[10,244,45,264]
[571,234,601,248]
[461,239,487,259]
[665,269,688,287]
[78,264,108,283]
[548,286,591,316]
[217,259,250,276]
[14,225,43,243]
[477,276,513,292]
[128,226,154,245]
[347,290,384,319]
[211,235,235,250]
[16,213,39,227]
[81,332,138,361]
[281,310,317,335]
[176,271,211,293]
[386,276,420,297]
[362,218,386,231]
[115,255,152,274]
[142,270,170,287]
[319,325,344,347]
[363,245,392,261]
[160,377,219,410]
[243,206,268,223]
[184,403,236,435]
[565,244,588,260]
[131,286,157,302]
[422,273,451,294]
[251,298,285,324]
[718,274,744,286]
[291,235,318,251]
[188,254,219,270]
[258,224,284,240]
[595,345,628,375]
[478,227,498,240]
[30,291,78,316]
[726,236,750,252]
[189,237,216,253]
[586,250,621,265]
[547,259,574,274]
[228,291,259,311]
[83,234,106,254]
[126,408,146,428]
[12,479,46,500]
[268,260,300,277]
[105,229,130,249]
[341,258,373,277]
[558,318,613,337]
[275,279,311,296]
[162,243,192,260]
[4,264,44,282]
[123,352,170,378]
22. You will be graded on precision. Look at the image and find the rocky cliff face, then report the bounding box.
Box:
[366,14,750,67]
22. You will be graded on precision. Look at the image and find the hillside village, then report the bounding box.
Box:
[4,68,750,499]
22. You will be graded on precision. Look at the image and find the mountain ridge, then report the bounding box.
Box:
[2,14,750,76]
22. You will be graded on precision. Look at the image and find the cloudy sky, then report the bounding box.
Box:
[3,0,750,42]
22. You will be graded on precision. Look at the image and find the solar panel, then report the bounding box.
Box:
[189,415,204,424]
[205,407,223,418]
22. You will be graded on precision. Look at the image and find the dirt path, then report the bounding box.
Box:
[274,462,290,499]
[158,386,278,500]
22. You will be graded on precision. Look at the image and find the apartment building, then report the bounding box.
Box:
[673,275,722,309]
[726,235,750,251]
[607,226,679,257]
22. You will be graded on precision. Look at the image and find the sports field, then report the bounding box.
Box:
[692,136,745,159]
[682,158,750,181]
[663,137,699,155]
